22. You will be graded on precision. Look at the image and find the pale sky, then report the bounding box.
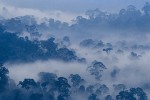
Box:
[1,0,148,13]
[0,0,149,22]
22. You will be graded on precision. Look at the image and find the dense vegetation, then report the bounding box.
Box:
[0,64,148,100]
[0,2,150,100]
[1,2,150,34]
[0,26,83,63]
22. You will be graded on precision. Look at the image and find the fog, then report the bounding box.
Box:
[0,1,150,100]
[0,2,81,23]
[6,60,90,83]
[5,37,150,97]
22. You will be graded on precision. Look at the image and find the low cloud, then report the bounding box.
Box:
[0,2,83,23]
[6,60,93,83]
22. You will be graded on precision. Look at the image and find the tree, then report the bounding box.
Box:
[79,85,85,93]
[29,93,43,100]
[105,95,113,100]
[87,61,106,80]
[116,88,148,100]
[69,74,85,87]
[61,36,70,47]
[95,84,109,95]
[130,88,148,100]
[0,24,5,33]
[80,39,96,47]
[57,95,66,100]
[116,90,136,100]
[18,79,37,90]
[86,85,94,94]
[55,77,71,98]
[113,84,126,92]
[38,72,57,95]
[142,2,150,15]
[57,48,77,61]
[12,89,24,100]
[119,9,126,16]
[130,52,141,59]
[38,72,57,86]
[103,48,113,54]
[88,94,99,100]
[85,9,100,19]
[0,64,9,93]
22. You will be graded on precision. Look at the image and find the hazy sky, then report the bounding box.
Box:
[0,0,149,22]
[1,0,148,13]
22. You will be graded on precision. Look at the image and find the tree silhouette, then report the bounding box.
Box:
[142,2,150,15]
[69,74,85,87]
[18,79,37,90]
[87,61,106,80]
[0,64,9,93]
